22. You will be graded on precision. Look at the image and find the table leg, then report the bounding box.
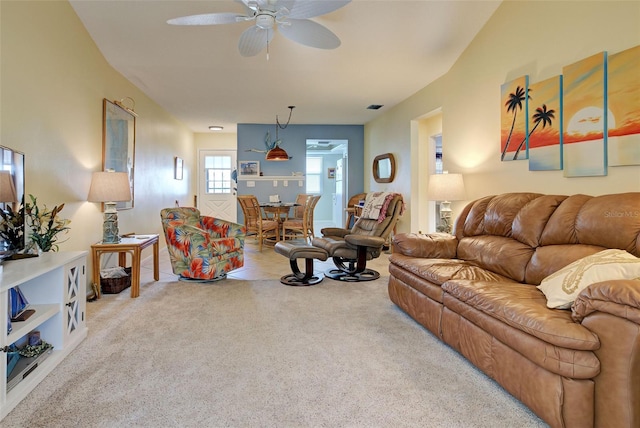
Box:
[153,241,159,281]
[118,251,127,267]
[130,248,141,298]
[92,249,102,299]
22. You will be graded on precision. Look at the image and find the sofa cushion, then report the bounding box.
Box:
[442,280,600,351]
[442,297,600,379]
[457,236,534,283]
[389,253,514,286]
[524,244,607,285]
[537,249,640,309]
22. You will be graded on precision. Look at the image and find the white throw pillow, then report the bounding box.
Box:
[537,249,640,309]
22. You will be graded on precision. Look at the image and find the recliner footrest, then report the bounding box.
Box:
[274,240,328,286]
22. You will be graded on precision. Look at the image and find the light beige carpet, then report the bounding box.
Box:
[4,275,546,427]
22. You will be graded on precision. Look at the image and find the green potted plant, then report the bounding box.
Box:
[25,195,70,253]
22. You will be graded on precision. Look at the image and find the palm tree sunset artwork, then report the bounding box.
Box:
[562,52,608,177]
[607,45,640,166]
[527,76,562,170]
[500,76,529,161]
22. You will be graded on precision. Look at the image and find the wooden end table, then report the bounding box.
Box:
[91,234,159,298]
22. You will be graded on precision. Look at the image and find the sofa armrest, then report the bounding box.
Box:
[200,216,246,240]
[392,232,458,259]
[572,279,640,324]
[168,224,244,257]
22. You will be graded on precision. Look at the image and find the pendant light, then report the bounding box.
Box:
[266,106,295,161]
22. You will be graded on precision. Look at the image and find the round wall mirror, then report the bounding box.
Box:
[373,153,396,183]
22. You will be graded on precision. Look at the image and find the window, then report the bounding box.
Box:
[204,155,232,194]
[306,156,323,194]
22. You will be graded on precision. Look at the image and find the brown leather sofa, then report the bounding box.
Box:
[388,192,640,428]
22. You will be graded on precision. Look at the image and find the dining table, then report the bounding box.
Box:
[259,202,299,240]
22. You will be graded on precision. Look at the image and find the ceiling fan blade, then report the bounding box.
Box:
[278,19,341,49]
[167,13,246,26]
[238,26,274,57]
[287,0,351,19]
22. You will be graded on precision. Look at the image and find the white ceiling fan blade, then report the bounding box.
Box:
[238,26,274,57]
[287,0,351,19]
[278,19,340,49]
[167,13,246,26]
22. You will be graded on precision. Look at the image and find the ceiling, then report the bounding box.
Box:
[69,0,501,133]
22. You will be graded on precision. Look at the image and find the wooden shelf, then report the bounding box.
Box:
[238,176,305,181]
[7,304,59,344]
[1,252,87,421]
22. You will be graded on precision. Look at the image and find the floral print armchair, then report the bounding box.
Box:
[160,207,246,281]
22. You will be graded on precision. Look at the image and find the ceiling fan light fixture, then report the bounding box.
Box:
[167,1,350,57]
[265,146,289,161]
[256,13,275,30]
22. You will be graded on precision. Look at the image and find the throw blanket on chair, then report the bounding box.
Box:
[361,192,403,223]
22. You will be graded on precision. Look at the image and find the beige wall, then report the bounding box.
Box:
[1,1,194,278]
[194,133,237,152]
[365,0,640,234]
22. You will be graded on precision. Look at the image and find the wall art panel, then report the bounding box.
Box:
[562,52,608,177]
[607,45,640,166]
[528,76,563,171]
[500,76,529,161]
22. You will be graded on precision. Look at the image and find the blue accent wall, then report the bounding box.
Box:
[236,124,364,223]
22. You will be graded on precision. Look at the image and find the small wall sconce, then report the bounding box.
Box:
[113,97,138,117]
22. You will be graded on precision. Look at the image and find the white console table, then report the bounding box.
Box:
[0,251,88,420]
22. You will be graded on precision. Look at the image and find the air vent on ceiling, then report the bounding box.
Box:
[367,104,383,110]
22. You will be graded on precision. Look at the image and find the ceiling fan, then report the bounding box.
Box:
[167,0,351,57]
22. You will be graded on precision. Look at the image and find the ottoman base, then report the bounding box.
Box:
[274,240,329,286]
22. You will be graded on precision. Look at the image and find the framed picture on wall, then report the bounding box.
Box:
[328,167,336,179]
[174,157,183,180]
[239,161,260,178]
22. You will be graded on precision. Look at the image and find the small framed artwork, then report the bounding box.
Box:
[327,167,336,179]
[174,157,183,180]
[239,161,260,178]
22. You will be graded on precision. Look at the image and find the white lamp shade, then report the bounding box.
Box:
[87,171,132,203]
[427,173,466,201]
[0,171,18,203]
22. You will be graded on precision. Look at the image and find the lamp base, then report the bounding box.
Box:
[439,200,453,234]
[102,210,120,244]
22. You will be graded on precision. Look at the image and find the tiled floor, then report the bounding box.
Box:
[139,236,391,284]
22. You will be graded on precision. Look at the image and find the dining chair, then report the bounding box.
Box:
[344,192,367,229]
[237,195,280,251]
[306,195,321,239]
[291,193,313,220]
[282,194,320,242]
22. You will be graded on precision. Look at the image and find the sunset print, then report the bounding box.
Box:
[528,76,562,170]
[607,45,640,166]
[563,52,607,177]
[500,76,529,161]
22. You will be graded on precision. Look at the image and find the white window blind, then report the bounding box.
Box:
[306,156,323,194]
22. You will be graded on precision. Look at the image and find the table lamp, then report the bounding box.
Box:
[427,172,466,234]
[88,171,132,243]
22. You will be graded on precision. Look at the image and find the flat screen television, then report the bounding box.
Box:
[0,145,25,257]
